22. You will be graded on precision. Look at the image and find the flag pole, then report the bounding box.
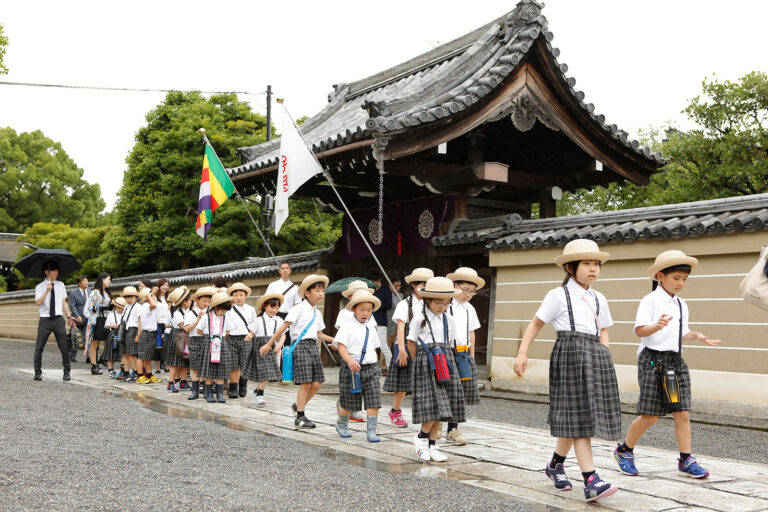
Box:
[277,102,397,294]
[199,128,282,270]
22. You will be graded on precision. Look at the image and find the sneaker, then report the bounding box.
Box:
[678,456,709,479]
[445,429,467,445]
[253,395,266,406]
[350,410,365,422]
[413,434,430,462]
[429,445,448,462]
[150,375,162,383]
[545,463,572,491]
[128,373,138,382]
[108,370,116,379]
[137,376,150,384]
[179,381,188,390]
[583,473,618,502]
[295,416,315,429]
[114,370,123,380]
[388,409,408,428]
[614,446,639,476]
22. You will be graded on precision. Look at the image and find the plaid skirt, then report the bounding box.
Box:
[293,338,325,385]
[637,348,692,416]
[548,331,622,440]
[382,346,413,393]
[101,329,121,362]
[137,330,157,361]
[339,362,381,412]
[165,329,189,369]
[188,335,206,372]
[227,335,251,370]
[123,327,139,356]
[243,337,281,382]
[411,342,466,424]
[199,336,237,380]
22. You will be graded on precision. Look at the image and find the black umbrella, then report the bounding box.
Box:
[14,248,81,279]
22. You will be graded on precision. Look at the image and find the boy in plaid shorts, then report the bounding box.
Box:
[615,250,722,479]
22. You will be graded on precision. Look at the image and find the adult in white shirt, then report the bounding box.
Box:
[33,262,74,381]
[265,262,302,319]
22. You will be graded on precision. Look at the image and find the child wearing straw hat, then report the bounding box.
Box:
[384,267,434,428]
[226,282,258,399]
[243,292,284,405]
[103,297,127,378]
[165,286,191,393]
[120,286,140,382]
[197,291,237,403]
[513,239,620,502]
[136,287,162,384]
[335,290,383,442]
[614,250,722,480]
[444,267,485,445]
[408,276,465,463]
[185,286,216,400]
[262,274,329,429]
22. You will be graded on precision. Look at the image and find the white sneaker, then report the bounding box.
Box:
[350,410,366,421]
[414,434,430,461]
[429,445,448,462]
[253,395,266,406]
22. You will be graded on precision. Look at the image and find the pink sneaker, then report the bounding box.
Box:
[388,409,408,428]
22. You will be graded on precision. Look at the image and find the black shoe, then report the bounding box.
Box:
[228,383,239,399]
[91,365,103,375]
[295,416,315,429]
[238,378,248,398]
[205,384,216,403]
[70,356,77,363]
[188,381,200,400]
[216,384,226,403]
[34,371,42,381]
[292,402,298,414]
[63,370,71,381]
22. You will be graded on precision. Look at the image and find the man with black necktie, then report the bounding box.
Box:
[67,276,89,362]
[33,262,74,381]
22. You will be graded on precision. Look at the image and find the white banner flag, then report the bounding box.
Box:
[274,108,324,234]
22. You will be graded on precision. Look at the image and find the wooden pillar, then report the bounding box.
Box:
[454,196,468,219]
[538,191,557,219]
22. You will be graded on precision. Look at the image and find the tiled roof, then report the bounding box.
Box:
[431,194,768,250]
[230,0,661,178]
[0,248,331,301]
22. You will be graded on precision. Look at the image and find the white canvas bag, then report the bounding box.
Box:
[738,245,768,310]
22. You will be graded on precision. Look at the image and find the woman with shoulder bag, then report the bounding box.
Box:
[85,272,113,375]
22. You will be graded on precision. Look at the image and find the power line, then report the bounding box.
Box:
[0,80,266,97]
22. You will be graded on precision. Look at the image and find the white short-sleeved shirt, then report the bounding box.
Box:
[35,280,68,317]
[534,279,613,335]
[266,278,302,314]
[407,309,455,346]
[197,311,233,336]
[285,300,325,340]
[449,299,481,347]
[335,321,380,365]
[172,310,186,329]
[124,302,141,328]
[392,296,422,325]
[139,302,158,332]
[634,285,691,355]
[106,309,123,327]
[333,309,376,347]
[227,303,258,336]
[250,313,284,338]
[184,309,201,329]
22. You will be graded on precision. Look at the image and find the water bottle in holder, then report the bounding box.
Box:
[659,364,682,412]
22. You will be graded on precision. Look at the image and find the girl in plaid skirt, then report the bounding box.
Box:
[244,292,284,405]
[165,286,192,393]
[384,267,434,428]
[136,288,162,385]
[226,283,258,399]
[185,286,216,400]
[514,239,620,502]
[408,277,465,463]
[614,251,721,480]
[197,292,236,404]
[102,297,126,378]
[119,287,140,382]
[335,290,383,442]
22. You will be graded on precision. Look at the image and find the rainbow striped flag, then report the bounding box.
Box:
[196,142,236,240]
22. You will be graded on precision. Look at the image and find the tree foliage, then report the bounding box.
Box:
[0,22,8,75]
[0,127,105,231]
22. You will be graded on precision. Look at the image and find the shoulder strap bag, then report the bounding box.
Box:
[281,309,316,383]
[349,327,370,394]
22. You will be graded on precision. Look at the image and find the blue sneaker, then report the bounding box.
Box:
[544,463,572,491]
[614,446,639,476]
[584,473,618,502]
[678,455,709,479]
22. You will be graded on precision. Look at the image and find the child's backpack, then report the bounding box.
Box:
[739,245,768,310]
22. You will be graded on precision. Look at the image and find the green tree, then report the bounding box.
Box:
[0,128,105,231]
[0,22,8,75]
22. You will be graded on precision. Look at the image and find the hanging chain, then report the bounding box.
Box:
[377,164,384,240]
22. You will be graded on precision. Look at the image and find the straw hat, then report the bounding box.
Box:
[121,286,138,298]
[138,288,152,304]
[210,291,233,308]
[419,277,462,299]
[168,285,190,307]
[446,267,485,289]
[405,267,434,284]
[341,280,374,298]
[298,274,329,298]
[554,239,610,267]
[112,297,127,308]
[256,292,284,311]
[647,250,698,280]
[345,290,381,311]
[191,286,218,300]
[227,282,252,297]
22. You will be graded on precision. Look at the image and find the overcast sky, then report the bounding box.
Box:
[1,0,766,212]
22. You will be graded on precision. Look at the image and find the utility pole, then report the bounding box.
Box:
[262,85,273,257]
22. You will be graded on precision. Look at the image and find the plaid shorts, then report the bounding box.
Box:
[243,337,281,382]
[382,345,413,393]
[123,327,139,356]
[227,335,251,370]
[137,330,156,361]
[637,348,692,416]
[339,362,382,412]
[199,336,237,380]
[411,342,466,425]
[293,338,325,385]
[548,331,622,440]
[187,335,206,372]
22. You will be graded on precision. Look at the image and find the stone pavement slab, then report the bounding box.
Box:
[25,368,768,512]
